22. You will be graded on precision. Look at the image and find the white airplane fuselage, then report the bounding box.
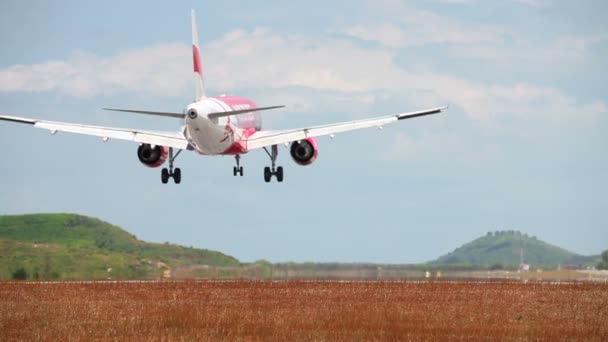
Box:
[184,95,262,155]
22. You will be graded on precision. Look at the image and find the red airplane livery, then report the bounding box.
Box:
[0,10,446,184]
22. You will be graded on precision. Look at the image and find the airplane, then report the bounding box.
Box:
[0,10,446,184]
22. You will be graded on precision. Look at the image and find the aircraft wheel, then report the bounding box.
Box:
[233,166,238,176]
[239,166,244,176]
[276,166,284,183]
[161,168,170,184]
[173,168,181,184]
[264,167,272,183]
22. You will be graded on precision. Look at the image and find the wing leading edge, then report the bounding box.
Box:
[0,115,189,149]
[246,106,447,150]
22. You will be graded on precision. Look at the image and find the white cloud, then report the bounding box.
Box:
[206,29,606,121]
[435,0,552,6]
[512,0,552,7]
[348,0,601,69]
[0,43,191,98]
[341,9,507,48]
[342,24,408,48]
[340,1,603,66]
[0,28,604,123]
[448,33,608,65]
[435,0,477,4]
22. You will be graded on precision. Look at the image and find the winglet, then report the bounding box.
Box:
[396,106,447,120]
[191,9,206,101]
[0,115,36,125]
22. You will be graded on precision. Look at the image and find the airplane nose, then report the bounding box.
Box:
[187,109,198,119]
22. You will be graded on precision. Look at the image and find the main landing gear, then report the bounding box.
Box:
[162,148,182,184]
[263,145,284,183]
[233,155,244,176]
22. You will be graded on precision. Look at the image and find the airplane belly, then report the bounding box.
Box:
[186,117,236,155]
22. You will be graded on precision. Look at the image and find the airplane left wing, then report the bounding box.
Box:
[246,106,447,150]
[0,115,189,149]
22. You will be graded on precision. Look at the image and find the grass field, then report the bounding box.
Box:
[1,280,607,340]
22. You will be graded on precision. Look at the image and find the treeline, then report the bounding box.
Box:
[246,261,522,281]
[269,262,519,272]
[6,256,62,280]
[486,230,537,240]
[598,250,608,270]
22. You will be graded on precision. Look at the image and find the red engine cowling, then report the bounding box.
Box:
[137,144,169,168]
[290,138,318,166]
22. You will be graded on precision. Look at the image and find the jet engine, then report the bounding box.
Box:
[290,137,318,166]
[137,144,169,168]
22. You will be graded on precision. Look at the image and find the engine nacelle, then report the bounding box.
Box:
[290,138,318,166]
[137,144,169,168]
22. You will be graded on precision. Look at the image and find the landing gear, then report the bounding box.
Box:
[233,155,244,176]
[161,147,182,184]
[263,145,284,183]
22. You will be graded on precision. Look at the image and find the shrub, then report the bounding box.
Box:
[12,267,28,280]
[598,250,608,270]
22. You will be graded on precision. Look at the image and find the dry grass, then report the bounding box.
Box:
[1,280,607,341]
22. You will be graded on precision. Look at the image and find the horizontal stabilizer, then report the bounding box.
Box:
[104,105,285,120]
[103,108,185,119]
[207,105,285,119]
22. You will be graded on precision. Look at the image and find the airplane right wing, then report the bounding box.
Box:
[246,106,447,150]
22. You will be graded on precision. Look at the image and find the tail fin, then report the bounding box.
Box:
[191,9,206,101]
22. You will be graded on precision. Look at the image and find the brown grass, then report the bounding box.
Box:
[1,280,607,341]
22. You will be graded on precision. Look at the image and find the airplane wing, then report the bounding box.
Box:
[0,115,189,149]
[246,106,447,150]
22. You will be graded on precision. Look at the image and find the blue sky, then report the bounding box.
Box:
[0,0,606,263]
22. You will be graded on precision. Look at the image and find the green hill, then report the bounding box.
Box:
[0,213,239,280]
[431,231,598,267]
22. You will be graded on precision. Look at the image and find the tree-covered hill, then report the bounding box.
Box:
[0,213,239,280]
[432,230,598,267]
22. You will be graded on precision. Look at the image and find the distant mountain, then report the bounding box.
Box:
[431,231,598,267]
[0,213,239,280]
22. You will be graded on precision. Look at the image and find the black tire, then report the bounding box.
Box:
[264,167,272,183]
[233,166,237,176]
[276,166,284,183]
[173,168,181,184]
[239,166,244,176]
[161,168,169,184]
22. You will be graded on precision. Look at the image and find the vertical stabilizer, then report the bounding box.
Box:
[191,9,206,101]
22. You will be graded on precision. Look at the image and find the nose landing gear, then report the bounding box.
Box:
[233,154,244,176]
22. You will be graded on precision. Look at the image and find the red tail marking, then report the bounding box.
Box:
[192,45,202,74]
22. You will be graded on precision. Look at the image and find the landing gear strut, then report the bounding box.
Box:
[233,154,244,176]
[263,145,284,183]
[161,148,182,184]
